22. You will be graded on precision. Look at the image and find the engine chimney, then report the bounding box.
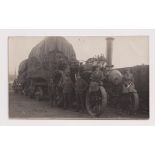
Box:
[106,37,114,70]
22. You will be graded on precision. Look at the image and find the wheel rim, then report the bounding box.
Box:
[128,93,139,112]
[35,87,43,100]
[89,91,102,114]
[86,87,107,117]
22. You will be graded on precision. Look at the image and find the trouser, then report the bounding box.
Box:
[63,93,72,109]
[49,92,56,107]
[49,86,56,106]
[76,93,86,111]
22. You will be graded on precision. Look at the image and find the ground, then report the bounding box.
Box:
[9,90,149,120]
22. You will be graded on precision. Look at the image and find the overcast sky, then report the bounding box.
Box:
[9,36,149,75]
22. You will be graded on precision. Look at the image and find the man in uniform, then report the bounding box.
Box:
[90,66,105,84]
[122,69,138,114]
[124,69,134,83]
[123,69,135,93]
[48,78,55,107]
[75,74,88,112]
[63,74,74,109]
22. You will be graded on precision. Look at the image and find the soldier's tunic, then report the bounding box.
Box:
[123,71,135,88]
[123,71,136,93]
[75,77,88,111]
[48,78,55,106]
[90,70,104,82]
[63,76,74,109]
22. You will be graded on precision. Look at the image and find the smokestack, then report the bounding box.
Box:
[106,37,114,70]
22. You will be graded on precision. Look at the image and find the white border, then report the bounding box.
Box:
[0,29,154,125]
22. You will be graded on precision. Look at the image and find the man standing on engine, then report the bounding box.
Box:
[90,66,105,84]
[124,69,134,83]
[123,69,136,94]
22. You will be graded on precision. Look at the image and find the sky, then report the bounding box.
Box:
[9,36,149,75]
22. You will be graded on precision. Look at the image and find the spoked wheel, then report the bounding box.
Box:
[128,92,139,114]
[86,86,107,117]
[34,87,44,101]
[28,85,35,98]
[23,88,28,96]
[23,87,30,96]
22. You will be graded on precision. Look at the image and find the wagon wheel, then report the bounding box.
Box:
[86,86,107,117]
[128,92,139,114]
[28,84,35,98]
[23,86,29,96]
[34,87,44,101]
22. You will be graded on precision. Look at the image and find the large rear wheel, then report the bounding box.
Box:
[86,86,107,117]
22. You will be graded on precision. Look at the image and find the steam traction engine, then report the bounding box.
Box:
[82,37,139,117]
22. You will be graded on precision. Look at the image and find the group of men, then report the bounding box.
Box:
[48,69,88,112]
[48,65,135,112]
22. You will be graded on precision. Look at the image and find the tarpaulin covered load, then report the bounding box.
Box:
[27,37,76,80]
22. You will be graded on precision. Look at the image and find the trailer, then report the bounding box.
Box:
[17,37,77,100]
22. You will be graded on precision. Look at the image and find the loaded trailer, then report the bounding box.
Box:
[16,37,78,100]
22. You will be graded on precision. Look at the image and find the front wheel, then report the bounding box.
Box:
[86,86,107,117]
[128,92,139,114]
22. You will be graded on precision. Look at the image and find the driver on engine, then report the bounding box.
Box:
[88,66,105,94]
[123,69,136,93]
[90,66,105,84]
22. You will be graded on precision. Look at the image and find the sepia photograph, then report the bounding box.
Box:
[8,36,149,119]
[1,1,155,155]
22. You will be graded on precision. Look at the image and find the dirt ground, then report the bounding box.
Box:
[9,90,149,120]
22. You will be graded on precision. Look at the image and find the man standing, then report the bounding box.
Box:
[75,74,88,112]
[63,75,74,109]
[90,66,105,83]
[123,69,135,92]
[48,78,55,107]
[124,69,134,83]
